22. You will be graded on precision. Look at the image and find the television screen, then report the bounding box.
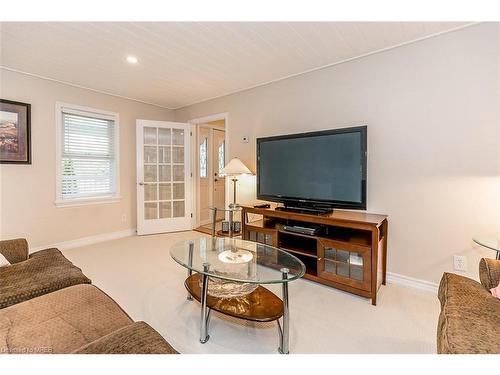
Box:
[257,126,367,210]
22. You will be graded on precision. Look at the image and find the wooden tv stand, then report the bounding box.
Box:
[241,205,388,305]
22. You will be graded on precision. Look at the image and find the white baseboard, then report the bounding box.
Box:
[387,272,439,294]
[30,228,136,253]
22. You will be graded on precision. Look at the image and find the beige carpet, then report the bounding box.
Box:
[62,231,440,354]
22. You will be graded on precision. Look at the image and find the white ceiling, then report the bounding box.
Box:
[0,22,469,109]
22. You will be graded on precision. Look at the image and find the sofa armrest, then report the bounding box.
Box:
[0,238,28,264]
[72,322,178,354]
[479,258,500,290]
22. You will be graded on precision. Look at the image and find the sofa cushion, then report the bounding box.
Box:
[0,238,28,264]
[0,248,91,309]
[0,284,133,354]
[437,272,500,354]
[73,321,178,354]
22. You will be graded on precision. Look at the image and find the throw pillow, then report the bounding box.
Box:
[491,281,500,299]
[0,253,11,267]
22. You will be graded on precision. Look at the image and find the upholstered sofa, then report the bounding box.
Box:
[0,238,178,354]
[0,239,91,309]
[0,284,177,354]
[437,258,500,354]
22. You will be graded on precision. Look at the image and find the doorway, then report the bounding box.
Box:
[196,120,226,231]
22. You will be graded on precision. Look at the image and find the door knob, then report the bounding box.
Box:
[138,182,145,186]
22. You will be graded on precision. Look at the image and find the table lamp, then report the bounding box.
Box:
[220,157,252,207]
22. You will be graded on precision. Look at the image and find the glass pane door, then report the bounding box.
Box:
[317,239,371,291]
[142,127,187,221]
[322,248,364,281]
[137,120,191,235]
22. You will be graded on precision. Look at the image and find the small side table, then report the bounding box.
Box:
[209,205,242,238]
[473,237,500,260]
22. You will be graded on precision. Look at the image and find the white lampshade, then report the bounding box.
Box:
[220,157,251,176]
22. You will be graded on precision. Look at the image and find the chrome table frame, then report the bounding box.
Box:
[473,238,500,260]
[211,207,234,237]
[185,240,292,354]
[277,268,290,354]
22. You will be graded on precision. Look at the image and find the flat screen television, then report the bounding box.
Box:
[256,126,367,212]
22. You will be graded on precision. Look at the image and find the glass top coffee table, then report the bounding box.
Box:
[170,237,306,354]
[473,237,500,260]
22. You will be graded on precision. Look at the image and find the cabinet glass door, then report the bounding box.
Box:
[244,228,278,266]
[318,239,371,291]
[246,229,275,246]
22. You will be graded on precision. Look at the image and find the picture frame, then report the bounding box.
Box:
[0,99,31,164]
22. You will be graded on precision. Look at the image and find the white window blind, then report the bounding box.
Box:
[59,108,118,201]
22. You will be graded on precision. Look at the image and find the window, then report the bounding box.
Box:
[218,140,225,175]
[199,137,207,178]
[56,103,119,206]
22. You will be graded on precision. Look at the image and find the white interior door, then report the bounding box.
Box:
[136,120,192,235]
[197,125,226,226]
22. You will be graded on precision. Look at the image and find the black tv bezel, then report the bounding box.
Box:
[256,125,367,211]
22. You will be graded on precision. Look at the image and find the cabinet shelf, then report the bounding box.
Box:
[276,224,372,247]
[279,245,317,259]
[304,267,318,277]
[245,220,265,229]
[277,230,313,240]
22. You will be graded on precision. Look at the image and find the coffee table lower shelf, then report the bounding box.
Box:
[184,273,284,322]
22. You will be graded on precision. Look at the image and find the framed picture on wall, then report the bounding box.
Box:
[0,99,31,164]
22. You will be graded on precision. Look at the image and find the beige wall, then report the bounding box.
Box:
[175,23,500,283]
[0,69,174,248]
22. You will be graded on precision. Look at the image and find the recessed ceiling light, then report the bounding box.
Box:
[126,56,138,64]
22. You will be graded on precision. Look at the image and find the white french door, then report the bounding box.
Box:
[136,120,192,235]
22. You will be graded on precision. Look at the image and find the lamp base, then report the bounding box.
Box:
[230,177,238,206]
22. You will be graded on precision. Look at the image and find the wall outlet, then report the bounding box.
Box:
[121,214,127,223]
[453,255,467,272]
